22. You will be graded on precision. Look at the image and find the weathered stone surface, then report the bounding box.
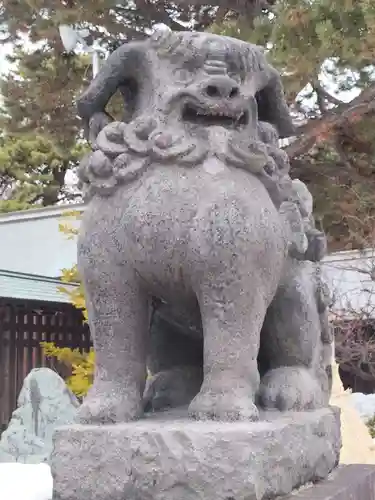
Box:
[284,465,375,499]
[52,407,341,500]
[52,27,339,500]
[74,27,332,426]
[0,368,79,464]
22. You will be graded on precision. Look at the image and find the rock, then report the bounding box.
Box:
[0,368,79,464]
[52,407,341,500]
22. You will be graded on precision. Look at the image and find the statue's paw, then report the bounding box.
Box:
[258,366,325,411]
[76,382,143,424]
[188,388,259,422]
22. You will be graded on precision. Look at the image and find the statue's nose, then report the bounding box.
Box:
[202,76,240,99]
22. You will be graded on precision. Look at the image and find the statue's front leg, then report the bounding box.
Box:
[76,238,150,423]
[187,192,285,421]
[188,271,272,422]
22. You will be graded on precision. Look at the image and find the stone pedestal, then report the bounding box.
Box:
[51,407,340,500]
[285,464,375,499]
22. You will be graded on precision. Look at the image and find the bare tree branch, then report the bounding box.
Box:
[285,83,375,159]
[318,87,344,107]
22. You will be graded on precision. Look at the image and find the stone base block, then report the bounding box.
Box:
[285,464,375,499]
[51,407,340,500]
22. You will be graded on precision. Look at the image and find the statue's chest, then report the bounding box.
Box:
[124,168,201,240]
[109,162,267,259]
[126,159,242,215]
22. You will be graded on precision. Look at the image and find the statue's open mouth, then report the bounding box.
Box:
[182,102,249,129]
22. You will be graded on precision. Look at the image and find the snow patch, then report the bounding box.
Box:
[350,393,375,421]
[0,463,52,500]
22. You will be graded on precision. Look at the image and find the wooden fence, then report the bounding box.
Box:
[0,298,91,432]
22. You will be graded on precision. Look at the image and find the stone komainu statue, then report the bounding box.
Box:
[76,28,332,423]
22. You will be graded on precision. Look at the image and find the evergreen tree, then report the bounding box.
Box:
[0,43,90,210]
[214,0,375,250]
[1,0,375,250]
[0,0,268,212]
[2,0,372,391]
[0,133,86,211]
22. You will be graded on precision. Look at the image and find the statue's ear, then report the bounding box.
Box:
[77,41,151,127]
[256,67,295,139]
